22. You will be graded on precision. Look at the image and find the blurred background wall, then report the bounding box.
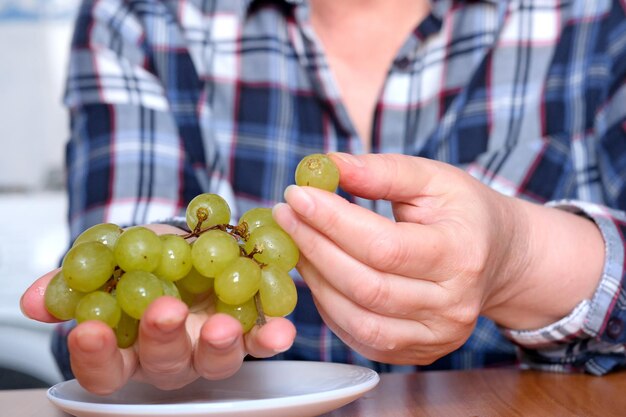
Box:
[0,0,80,388]
[0,0,78,191]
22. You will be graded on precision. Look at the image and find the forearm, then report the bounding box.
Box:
[483,197,605,331]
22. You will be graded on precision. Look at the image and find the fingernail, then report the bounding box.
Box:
[330,152,364,167]
[155,313,185,334]
[76,328,104,352]
[209,335,238,350]
[284,185,315,218]
[273,345,290,354]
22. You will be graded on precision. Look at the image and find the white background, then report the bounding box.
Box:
[0,0,79,385]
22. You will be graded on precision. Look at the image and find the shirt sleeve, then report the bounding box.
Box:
[498,5,626,373]
[63,0,215,243]
[500,42,626,374]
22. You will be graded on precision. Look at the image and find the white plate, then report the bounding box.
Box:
[47,361,380,417]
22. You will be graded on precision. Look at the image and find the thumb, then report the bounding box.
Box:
[20,270,61,323]
[329,152,459,201]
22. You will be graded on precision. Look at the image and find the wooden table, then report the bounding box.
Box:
[2,368,625,416]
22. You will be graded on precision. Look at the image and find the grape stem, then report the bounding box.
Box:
[254,292,267,326]
[245,245,264,260]
[103,268,123,293]
[182,221,249,241]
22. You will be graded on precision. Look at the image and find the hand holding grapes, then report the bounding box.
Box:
[274,152,604,365]
[23,273,295,394]
[21,199,299,394]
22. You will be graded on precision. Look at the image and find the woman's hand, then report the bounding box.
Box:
[20,224,296,395]
[273,153,603,365]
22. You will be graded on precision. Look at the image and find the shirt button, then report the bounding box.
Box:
[395,56,411,70]
[606,318,623,340]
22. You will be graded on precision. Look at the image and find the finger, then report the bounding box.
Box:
[329,152,460,201]
[244,316,296,357]
[193,313,246,380]
[68,320,136,395]
[20,269,61,323]
[194,315,295,380]
[296,257,439,359]
[314,302,455,365]
[278,186,448,279]
[274,202,449,317]
[136,296,196,389]
[302,255,477,363]
[392,200,446,225]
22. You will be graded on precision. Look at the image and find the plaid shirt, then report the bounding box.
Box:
[53,0,626,379]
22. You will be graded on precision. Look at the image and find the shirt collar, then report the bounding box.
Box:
[242,0,300,11]
[241,0,502,13]
[240,0,501,23]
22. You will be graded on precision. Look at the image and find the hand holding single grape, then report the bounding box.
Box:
[274,152,604,365]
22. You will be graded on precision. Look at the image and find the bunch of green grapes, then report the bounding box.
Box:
[44,153,339,348]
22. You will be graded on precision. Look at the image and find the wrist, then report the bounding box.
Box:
[482,197,605,331]
[480,194,532,326]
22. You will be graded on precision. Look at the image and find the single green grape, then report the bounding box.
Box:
[294,153,340,192]
[62,241,116,292]
[259,265,297,317]
[113,226,162,272]
[116,270,164,319]
[75,291,121,328]
[44,271,85,320]
[153,234,193,281]
[243,225,299,271]
[215,297,258,333]
[160,278,182,300]
[191,229,240,278]
[238,207,277,235]
[176,266,214,294]
[73,223,123,250]
[115,311,139,348]
[186,193,231,231]
[215,257,261,305]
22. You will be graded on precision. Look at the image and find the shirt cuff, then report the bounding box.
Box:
[502,199,624,347]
